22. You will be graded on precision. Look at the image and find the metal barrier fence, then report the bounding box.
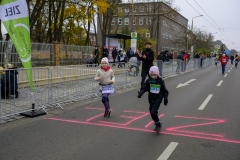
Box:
[0,67,49,119]
[0,58,215,119]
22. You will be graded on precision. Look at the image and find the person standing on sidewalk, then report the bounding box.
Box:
[94,46,100,65]
[157,50,167,77]
[94,58,115,118]
[112,47,118,66]
[220,54,228,75]
[138,42,154,88]
[138,66,169,134]
[103,46,109,58]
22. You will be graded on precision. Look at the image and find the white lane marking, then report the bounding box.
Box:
[198,94,213,110]
[224,74,228,77]
[217,80,223,86]
[228,70,230,72]
[176,79,196,88]
[157,142,179,160]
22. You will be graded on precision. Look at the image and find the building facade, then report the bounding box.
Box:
[109,1,188,51]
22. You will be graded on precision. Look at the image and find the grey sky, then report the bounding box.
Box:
[1,0,239,51]
[174,0,240,51]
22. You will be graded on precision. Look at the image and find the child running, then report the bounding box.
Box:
[220,54,228,75]
[138,66,169,134]
[215,57,218,66]
[95,57,115,118]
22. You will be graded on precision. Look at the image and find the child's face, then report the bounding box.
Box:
[101,62,108,68]
[150,74,158,80]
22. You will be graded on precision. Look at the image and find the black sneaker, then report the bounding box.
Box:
[104,110,108,118]
[107,109,112,118]
[155,122,162,134]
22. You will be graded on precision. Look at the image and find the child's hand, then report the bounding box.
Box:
[139,53,142,57]
[98,76,101,80]
[143,55,146,59]
[110,81,114,84]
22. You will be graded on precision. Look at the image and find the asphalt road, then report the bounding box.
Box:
[0,63,240,160]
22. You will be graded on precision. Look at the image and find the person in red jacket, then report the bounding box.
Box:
[220,54,228,75]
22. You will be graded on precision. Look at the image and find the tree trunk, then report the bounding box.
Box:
[54,1,61,42]
[58,0,66,43]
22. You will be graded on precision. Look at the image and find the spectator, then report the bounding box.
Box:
[126,48,131,60]
[176,51,181,73]
[118,49,126,68]
[103,46,109,58]
[112,47,118,66]
[138,42,154,88]
[1,64,18,99]
[94,46,100,65]
[157,50,167,77]
[168,51,173,63]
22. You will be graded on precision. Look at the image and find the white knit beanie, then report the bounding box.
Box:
[101,57,109,64]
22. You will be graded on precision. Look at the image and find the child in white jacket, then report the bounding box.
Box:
[95,58,115,118]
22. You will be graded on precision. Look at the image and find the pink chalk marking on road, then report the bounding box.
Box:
[99,112,150,126]
[145,114,165,128]
[174,115,226,122]
[44,118,240,144]
[123,110,149,114]
[85,107,105,110]
[87,113,104,121]
[165,116,225,137]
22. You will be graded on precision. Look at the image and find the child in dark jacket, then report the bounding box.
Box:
[138,66,169,134]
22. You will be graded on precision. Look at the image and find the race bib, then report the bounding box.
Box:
[102,85,114,94]
[150,84,161,94]
[222,59,226,62]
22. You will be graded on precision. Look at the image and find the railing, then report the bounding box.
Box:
[0,58,215,119]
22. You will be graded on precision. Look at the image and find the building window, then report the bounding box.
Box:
[118,18,122,25]
[162,45,164,51]
[125,18,129,25]
[125,7,129,12]
[169,33,172,40]
[163,19,165,26]
[139,18,143,25]
[89,36,92,41]
[146,32,150,38]
[147,6,151,12]
[146,17,151,25]
[162,31,165,38]
[166,32,168,39]
[133,6,137,12]
[139,6,144,12]
[111,18,115,25]
[119,7,122,13]
[94,36,96,41]
[133,17,136,25]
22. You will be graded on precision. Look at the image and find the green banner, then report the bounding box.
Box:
[0,0,33,92]
[213,48,218,53]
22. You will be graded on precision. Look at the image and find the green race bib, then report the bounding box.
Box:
[150,84,161,94]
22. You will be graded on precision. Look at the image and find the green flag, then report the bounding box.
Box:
[0,0,33,93]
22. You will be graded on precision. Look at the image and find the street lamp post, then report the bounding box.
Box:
[191,15,203,30]
[187,34,189,53]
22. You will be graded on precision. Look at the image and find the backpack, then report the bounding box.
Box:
[177,54,181,59]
